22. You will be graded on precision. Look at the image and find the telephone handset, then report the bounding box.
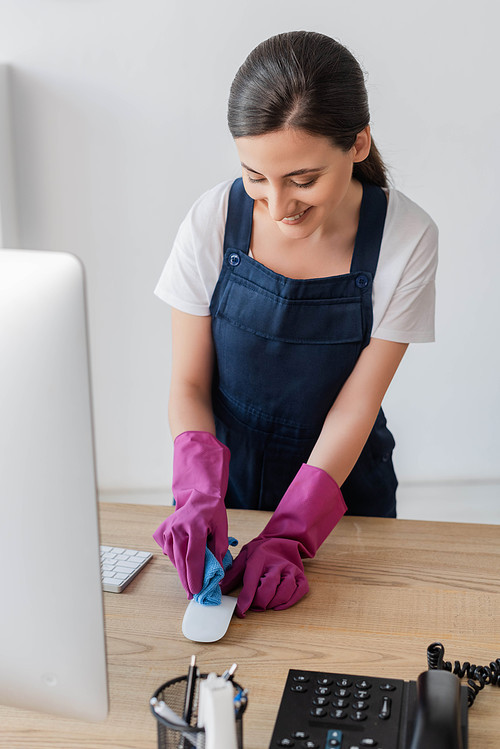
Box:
[408,670,464,749]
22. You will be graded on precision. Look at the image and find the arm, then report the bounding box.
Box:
[168,307,216,439]
[307,337,408,485]
[221,336,408,616]
[153,308,229,598]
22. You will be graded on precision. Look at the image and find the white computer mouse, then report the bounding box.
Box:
[182,595,237,642]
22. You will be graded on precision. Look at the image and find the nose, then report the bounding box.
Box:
[266,187,296,222]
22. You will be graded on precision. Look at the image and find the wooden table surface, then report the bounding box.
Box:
[1,503,499,748]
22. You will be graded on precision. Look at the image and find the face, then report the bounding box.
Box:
[235,127,370,240]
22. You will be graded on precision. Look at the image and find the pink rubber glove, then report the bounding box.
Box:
[220,463,346,616]
[153,431,230,598]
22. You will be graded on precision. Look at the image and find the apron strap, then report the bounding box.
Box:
[223,178,254,254]
[350,183,388,277]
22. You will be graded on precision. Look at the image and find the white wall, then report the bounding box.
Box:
[1,0,499,500]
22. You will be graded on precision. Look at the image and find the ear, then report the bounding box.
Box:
[352,125,371,163]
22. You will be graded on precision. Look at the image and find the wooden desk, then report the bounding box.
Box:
[1,504,499,748]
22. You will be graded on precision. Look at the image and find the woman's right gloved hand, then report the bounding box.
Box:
[153,431,230,599]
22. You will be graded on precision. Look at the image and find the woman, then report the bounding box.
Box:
[153,31,438,616]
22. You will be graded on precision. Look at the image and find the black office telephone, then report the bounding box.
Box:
[269,643,500,749]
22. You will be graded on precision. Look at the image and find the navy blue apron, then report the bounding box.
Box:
[209,178,397,517]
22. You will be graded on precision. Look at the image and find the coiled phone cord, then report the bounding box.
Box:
[427,642,500,707]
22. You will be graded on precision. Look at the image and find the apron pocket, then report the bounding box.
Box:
[216,275,365,344]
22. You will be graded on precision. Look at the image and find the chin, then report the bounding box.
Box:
[278,225,316,240]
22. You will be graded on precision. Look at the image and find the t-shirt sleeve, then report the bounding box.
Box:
[154,181,231,315]
[371,191,439,344]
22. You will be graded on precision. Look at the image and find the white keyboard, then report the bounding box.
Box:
[100,545,152,593]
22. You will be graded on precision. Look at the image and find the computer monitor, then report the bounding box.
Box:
[0,249,108,722]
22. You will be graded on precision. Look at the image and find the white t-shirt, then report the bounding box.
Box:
[155,179,438,343]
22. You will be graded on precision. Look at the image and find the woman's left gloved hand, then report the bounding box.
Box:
[220,463,347,617]
[220,535,309,616]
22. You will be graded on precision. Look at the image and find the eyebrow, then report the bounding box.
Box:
[241,162,326,178]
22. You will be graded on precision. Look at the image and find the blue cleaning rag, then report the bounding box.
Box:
[193,537,238,606]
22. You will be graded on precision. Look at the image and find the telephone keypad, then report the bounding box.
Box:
[270,669,406,749]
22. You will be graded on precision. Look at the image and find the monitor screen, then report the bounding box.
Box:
[0,249,108,722]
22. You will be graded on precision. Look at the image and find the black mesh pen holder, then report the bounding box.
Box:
[150,673,246,749]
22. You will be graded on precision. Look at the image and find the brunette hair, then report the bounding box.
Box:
[228,31,388,187]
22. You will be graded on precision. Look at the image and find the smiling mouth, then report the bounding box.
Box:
[281,207,310,224]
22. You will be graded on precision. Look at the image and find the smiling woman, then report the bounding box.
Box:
[235,128,370,278]
[153,31,438,617]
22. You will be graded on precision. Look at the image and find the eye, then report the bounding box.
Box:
[245,174,318,188]
[291,179,317,189]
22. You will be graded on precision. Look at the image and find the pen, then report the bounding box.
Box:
[183,654,197,725]
[221,663,238,681]
[150,697,189,727]
[151,698,197,748]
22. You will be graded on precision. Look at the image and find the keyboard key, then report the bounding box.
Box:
[336,678,352,688]
[326,729,343,747]
[310,707,326,718]
[100,545,152,593]
[355,681,372,690]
